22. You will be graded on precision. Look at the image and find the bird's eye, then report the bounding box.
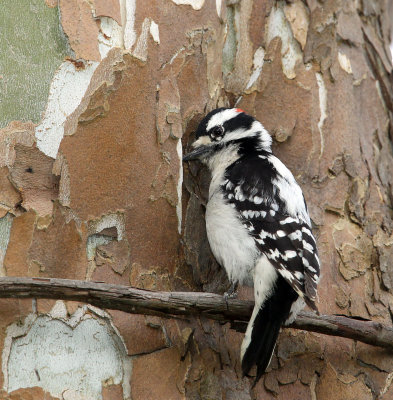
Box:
[210,126,224,141]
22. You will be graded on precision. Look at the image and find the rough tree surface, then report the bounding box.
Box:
[0,0,392,399]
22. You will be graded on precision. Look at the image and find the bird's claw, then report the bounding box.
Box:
[224,291,238,300]
[224,282,239,301]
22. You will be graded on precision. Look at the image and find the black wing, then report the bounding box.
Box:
[222,155,320,309]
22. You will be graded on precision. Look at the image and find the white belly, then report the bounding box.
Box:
[205,192,259,285]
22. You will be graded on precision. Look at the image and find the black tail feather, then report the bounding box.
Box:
[241,275,298,385]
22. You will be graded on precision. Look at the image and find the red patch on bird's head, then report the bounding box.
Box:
[236,108,245,113]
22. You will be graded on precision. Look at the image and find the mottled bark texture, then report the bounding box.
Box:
[0,0,393,399]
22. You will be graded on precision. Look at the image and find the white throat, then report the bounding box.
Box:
[207,145,240,193]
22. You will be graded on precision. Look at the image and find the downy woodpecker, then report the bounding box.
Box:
[183,108,320,385]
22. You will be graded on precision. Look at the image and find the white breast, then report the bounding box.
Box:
[206,190,259,285]
[204,145,259,285]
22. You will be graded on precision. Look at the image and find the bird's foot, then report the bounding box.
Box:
[224,282,239,301]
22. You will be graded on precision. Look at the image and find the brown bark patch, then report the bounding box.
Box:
[59,0,101,61]
[93,0,121,25]
[131,347,189,400]
[4,211,36,276]
[9,145,59,216]
[109,311,167,355]
[316,363,373,400]
[102,384,123,400]
[0,387,59,400]
[0,167,22,215]
[27,205,86,280]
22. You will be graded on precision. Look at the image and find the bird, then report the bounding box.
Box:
[183,107,320,385]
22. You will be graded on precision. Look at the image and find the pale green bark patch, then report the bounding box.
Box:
[0,0,71,128]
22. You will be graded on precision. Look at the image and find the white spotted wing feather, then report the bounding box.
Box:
[222,153,320,310]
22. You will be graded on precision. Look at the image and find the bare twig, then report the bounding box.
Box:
[0,277,392,351]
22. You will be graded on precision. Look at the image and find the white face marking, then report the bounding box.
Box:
[192,136,212,148]
[193,110,274,174]
[221,121,272,151]
[221,128,255,143]
[206,109,240,131]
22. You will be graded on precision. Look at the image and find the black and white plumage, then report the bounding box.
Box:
[183,108,320,385]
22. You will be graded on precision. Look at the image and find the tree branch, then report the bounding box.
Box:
[0,277,392,351]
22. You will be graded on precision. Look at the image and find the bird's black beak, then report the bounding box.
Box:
[183,145,212,162]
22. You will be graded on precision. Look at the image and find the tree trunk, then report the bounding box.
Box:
[0,0,392,399]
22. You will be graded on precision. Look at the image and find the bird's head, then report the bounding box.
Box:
[183,108,272,169]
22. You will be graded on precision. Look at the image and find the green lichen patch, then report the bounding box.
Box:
[0,0,72,128]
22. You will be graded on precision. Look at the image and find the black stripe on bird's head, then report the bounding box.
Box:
[183,108,272,162]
